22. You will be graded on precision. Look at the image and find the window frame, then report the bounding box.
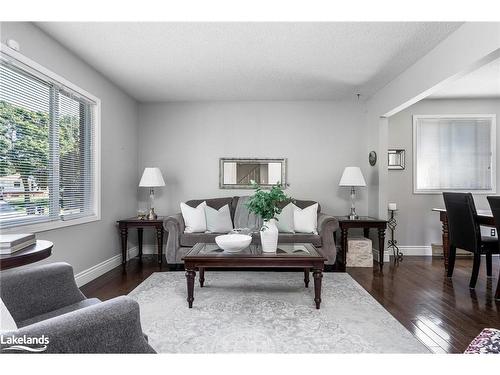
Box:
[0,44,101,234]
[412,114,496,195]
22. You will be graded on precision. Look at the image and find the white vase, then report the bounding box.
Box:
[260,219,278,253]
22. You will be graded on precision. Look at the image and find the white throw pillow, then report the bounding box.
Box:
[205,204,234,233]
[293,203,318,234]
[180,201,207,233]
[1,297,17,332]
[275,202,295,233]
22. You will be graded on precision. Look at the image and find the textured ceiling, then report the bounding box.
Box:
[36,22,462,102]
[429,58,500,99]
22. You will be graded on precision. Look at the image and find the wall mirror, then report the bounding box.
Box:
[219,158,287,189]
[388,149,405,170]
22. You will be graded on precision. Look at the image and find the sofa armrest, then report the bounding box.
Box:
[164,213,185,233]
[317,213,339,265]
[0,262,86,324]
[0,296,156,353]
[164,213,184,263]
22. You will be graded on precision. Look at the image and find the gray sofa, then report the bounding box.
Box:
[164,196,339,266]
[0,262,155,353]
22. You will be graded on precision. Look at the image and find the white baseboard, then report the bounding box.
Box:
[370,246,433,262]
[138,244,158,255]
[397,246,433,256]
[75,246,139,287]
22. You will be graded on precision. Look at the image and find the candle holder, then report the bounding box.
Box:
[388,209,403,262]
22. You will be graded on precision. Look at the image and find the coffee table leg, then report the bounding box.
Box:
[304,268,310,288]
[199,267,205,287]
[313,269,323,309]
[185,269,196,308]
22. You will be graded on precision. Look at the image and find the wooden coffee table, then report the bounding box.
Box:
[182,243,326,309]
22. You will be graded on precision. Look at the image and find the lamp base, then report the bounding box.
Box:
[348,213,359,220]
[148,208,158,220]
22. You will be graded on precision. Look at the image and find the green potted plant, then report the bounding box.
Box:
[245,182,293,252]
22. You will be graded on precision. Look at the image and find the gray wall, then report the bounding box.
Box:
[138,101,369,217]
[388,98,500,247]
[0,22,139,273]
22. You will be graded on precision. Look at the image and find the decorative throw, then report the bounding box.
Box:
[233,196,262,231]
[464,328,500,354]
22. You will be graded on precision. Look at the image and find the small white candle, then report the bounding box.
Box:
[388,203,397,211]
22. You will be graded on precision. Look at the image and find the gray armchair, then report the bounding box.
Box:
[0,262,155,353]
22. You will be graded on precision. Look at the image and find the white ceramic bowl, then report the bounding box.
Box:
[215,234,252,253]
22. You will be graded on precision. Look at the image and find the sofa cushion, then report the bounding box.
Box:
[275,203,295,233]
[18,298,101,328]
[181,201,207,233]
[180,232,322,248]
[180,233,225,247]
[293,203,319,234]
[205,204,233,233]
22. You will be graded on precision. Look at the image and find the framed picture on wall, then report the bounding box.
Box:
[388,149,405,170]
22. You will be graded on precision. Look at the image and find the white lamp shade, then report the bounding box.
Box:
[139,167,166,187]
[339,167,366,187]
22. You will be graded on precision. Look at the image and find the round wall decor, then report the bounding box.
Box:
[369,151,377,166]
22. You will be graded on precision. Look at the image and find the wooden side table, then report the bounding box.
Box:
[0,240,53,270]
[335,216,388,272]
[117,217,165,265]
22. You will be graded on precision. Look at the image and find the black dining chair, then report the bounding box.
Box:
[443,192,497,289]
[486,196,500,300]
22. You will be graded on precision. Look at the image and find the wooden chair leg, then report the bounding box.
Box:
[486,252,492,277]
[495,269,500,300]
[469,252,481,289]
[447,245,457,277]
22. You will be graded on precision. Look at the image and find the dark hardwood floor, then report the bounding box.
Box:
[81,255,500,354]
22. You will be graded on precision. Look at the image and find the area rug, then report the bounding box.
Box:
[128,272,429,353]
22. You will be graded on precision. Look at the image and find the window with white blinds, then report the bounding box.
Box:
[413,115,496,193]
[0,48,100,230]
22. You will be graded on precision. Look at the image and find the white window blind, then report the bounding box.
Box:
[413,115,496,193]
[0,50,99,229]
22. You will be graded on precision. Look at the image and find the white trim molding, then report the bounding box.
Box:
[397,246,433,256]
[75,246,139,287]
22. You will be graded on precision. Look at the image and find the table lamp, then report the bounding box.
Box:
[339,166,366,220]
[139,167,165,220]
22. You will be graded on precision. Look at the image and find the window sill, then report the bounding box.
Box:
[413,189,496,195]
[0,215,101,234]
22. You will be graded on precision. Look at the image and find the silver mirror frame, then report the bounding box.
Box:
[388,149,406,170]
[219,158,288,189]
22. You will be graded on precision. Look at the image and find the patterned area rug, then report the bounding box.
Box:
[128,272,429,353]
